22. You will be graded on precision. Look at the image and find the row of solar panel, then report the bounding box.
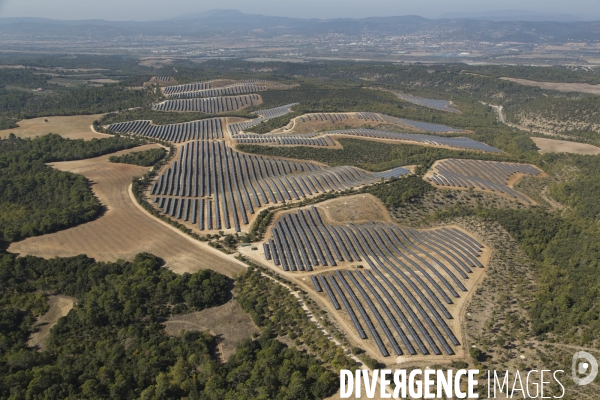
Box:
[428,159,541,203]
[264,209,484,356]
[153,94,259,112]
[105,118,224,143]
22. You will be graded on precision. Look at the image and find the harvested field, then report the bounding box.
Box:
[0,114,108,140]
[8,144,245,278]
[164,300,259,361]
[531,137,600,155]
[501,77,600,95]
[28,295,75,351]
[315,194,390,224]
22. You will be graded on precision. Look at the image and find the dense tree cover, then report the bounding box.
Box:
[109,147,166,167]
[0,134,141,244]
[462,64,600,85]
[0,69,49,89]
[0,54,147,74]
[238,137,517,172]
[12,85,160,119]
[236,267,356,375]
[0,252,340,399]
[362,175,434,208]
[548,153,600,221]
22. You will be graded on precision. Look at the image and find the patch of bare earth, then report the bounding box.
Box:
[0,114,108,140]
[28,295,75,351]
[164,300,259,362]
[315,194,391,224]
[501,77,600,95]
[531,137,600,155]
[8,145,245,278]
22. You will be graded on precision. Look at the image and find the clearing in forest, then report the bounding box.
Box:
[0,114,108,140]
[8,144,245,278]
[28,295,75,351]
[531,137,600,155]
[164,300,260,362]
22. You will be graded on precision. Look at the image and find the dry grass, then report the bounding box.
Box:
[0,114,108,140]
[28,295,75,351]
[164,300,259,362]
[315,194,391,224]
[501,77,600,95]
[8,144,245,278]
[531,137,600,155]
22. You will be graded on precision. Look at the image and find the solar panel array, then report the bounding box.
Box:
[263,207,486,356]
[228,103,299,135]
[233,133,335,147]
[297,113,349,123]
[153,94,259,112]
[150,141,409,232]
[105,119,224,143]
[232,128,501,152]
[356,112,464,133]
[394,93,460,113]
[427,159,542,203]
[166,83,267,99]
[153,76,171,82]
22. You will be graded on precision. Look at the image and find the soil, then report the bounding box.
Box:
[501,77,600,95]
[0,114,108,140]
[164,300,259,362]
[28,295,75,351]
[8,144,245,278]
[315,194,391,224]
[531,137,600,155]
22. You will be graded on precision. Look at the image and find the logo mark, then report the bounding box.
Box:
[572,351,598,386]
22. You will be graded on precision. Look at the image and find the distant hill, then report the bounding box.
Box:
[0,9,599,43]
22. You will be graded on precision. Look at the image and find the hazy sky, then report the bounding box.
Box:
[1,0,599,21]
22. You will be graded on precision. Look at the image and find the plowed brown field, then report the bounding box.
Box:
[8,145,245,277]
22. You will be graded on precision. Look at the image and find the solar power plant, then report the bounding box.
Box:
[150,141,409,233]
[262,207,486,356]
[427,159,542,203]
[253,103,299,119]
[228,103,299,135]
[356,112,464,133]
[233,133,336,147]
[153,94,260,112]
[163,82,210,95]
[153,76,171,82]
[166,83,267,99]
[395,93,460,113]
[105,118,224,143]
[297,113,350,123]
[232,128,501,152]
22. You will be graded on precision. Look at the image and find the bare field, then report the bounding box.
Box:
[531,137,600,155]
[501,77,600,95]
[8,145,245,278]
[164,300,259,361]
[315,194,391,224]
[28,295,75,351]
[0,114,108,140]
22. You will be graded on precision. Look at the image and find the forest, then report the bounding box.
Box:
[0,134,141,245]
[109,147,166,167]
[0,252,336,399]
